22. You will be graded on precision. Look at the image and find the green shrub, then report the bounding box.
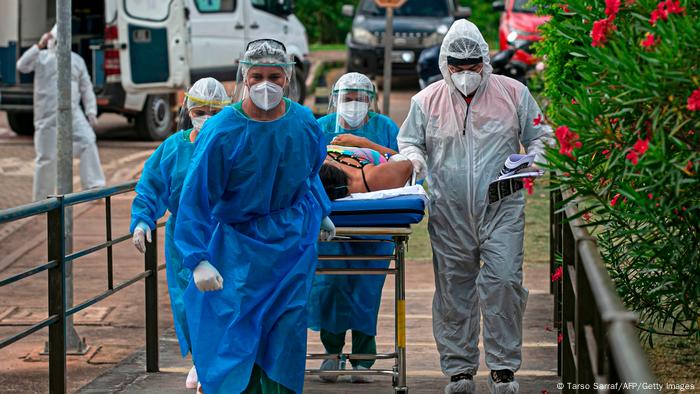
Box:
[295,0,358,44]
[534,0,699,340]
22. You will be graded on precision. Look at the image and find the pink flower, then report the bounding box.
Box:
[555,126,582,159]
[610,193,621,206]
[533,113,543,126]
[523,178,535,195]
[650,0,686,25]
[648,193,653,199]
[591,17,616,47]
[626,139,650,165]
[641,33,658,48]
[602,149,611,158]
[558,3,570,12]
[583,212,592,222]
[571,98,578,104]
[551,266,563,282]
[687,88,700,111]
[605,0,620,18]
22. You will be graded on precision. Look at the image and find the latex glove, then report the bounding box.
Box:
[319,216,336,242]
[132,221,151,254]
[185,365,198,389]
[87,113,98,128]
[193,261,223,291]
[410,159,426,179]
[388,153,409,162]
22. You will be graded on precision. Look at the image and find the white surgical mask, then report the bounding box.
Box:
[451,70,482,96]
[338,101,369,129]
[191,115,211,131]
[249,81,284,111]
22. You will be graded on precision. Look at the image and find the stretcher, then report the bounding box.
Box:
[307,194,426,393]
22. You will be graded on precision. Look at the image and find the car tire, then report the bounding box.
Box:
[135,94,175,141]
[6,112,34,136]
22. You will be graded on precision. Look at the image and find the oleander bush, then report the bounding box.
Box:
[533,0,699,341]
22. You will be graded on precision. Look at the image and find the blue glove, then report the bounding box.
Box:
[319,216,336,242]
[132,221,151,254]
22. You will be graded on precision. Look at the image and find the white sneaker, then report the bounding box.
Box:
[185,366,198,389]
[319,359,341,383]
[350,365,373,383]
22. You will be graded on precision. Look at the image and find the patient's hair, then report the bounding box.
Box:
[320,164,350,201]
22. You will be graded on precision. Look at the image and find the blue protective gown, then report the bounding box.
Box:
[175,102,331,394]
[307,112,399,336]
[129,129,195,357]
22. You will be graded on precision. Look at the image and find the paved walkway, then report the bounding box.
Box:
[79,258,559,393]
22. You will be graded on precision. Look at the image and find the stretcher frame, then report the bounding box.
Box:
[307,226,412,393]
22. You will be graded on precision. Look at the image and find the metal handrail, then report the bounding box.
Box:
[0,181,160,394]
[551,179,656,393]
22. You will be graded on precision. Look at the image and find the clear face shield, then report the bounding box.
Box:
[329,89,378,133]
[232,39,298,109]
[176,77,231,133]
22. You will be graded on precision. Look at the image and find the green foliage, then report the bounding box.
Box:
[534,0,699,339]
[461,0,501,49]
[295,0,359,44]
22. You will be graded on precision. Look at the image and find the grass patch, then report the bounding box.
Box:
[644,335,700,392]
[310,43,347,52]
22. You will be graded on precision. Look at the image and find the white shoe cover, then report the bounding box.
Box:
[487,374,519,394]
[319,359,340,383]
[350,365,373,383]
[186,366,198,389]
[444,378,476,394]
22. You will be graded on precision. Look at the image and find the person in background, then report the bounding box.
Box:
[130,77,230,391]
[307,72,401,383]
[16,24,105,201]
[398,20,553,394]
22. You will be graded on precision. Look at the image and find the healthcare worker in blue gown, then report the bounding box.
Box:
[130,77,230,390]
[174,39,335,394]
[308,72,400,383]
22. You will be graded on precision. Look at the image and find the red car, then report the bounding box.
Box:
[493,0,550,65]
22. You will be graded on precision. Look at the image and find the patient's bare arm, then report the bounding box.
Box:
[365,161,413,191]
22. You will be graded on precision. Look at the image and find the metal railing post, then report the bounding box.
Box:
[144,227,159,372]
[47,197,66,394]
[394,236,407,392]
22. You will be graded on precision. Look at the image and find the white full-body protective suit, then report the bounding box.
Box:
[398,20,552,394]
[16,30,105,201]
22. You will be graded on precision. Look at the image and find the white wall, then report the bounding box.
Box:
[0,0,18,46]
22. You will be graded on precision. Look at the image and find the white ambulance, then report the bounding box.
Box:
[0,0,310,140]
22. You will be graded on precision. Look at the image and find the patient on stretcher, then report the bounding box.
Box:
[320,145,413,200]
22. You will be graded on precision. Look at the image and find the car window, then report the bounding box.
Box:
[360,0,449,17]
[194,0,236,12]
[512,0,536,13]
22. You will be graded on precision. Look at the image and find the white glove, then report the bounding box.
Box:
[193,261,223,291]
[132,221,151,254]
[388,153,409,162]
[87,113,98,128]
[185,365,198,389]
[319,216,336,242]
[410,159,426,180]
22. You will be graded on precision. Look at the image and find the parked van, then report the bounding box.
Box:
[341,0,470,79]
[0,0,310,140]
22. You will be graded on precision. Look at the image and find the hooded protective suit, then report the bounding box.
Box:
[397,19,552,378]
[16,29,105,201]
